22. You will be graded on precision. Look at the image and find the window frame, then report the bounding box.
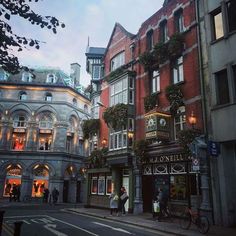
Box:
[110,51,125,72]
[174,106,186,140]
[172,56,184,84]
[46,74,56,83]
[174,9,184,33]
[159,20,168,43]
[146,29,154,51]
[151,70,160,94]
[45,93,52,102]
[19,91,27,101]
[211,8,224,41]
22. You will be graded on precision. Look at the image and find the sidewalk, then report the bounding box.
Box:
[67,207,236,236]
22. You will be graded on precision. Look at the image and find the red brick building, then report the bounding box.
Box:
[86,0,203,214]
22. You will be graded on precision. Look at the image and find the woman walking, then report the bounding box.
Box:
[109,190,119,216]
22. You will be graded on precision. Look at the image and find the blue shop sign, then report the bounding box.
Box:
[208,141,220,156]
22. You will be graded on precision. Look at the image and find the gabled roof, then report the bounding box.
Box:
[104,22,136,57]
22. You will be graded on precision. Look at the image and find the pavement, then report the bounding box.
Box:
[0,199,236,236]
[66,207,236,236]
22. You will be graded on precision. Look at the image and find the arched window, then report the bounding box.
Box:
[84,104,88,113]
[39,114,53,129]
[13,115,26,128]
[46,74,56,83]
[22,72,33,82]
[146,29,154,51]
[45,92,52,102]
[73,98,77,107]
[19,91,27,100]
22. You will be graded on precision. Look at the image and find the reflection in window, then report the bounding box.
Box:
[173,56,184,84]
[170,175,187,200]
[212,10,224,40]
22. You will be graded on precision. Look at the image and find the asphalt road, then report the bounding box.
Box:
[0,204,174,236]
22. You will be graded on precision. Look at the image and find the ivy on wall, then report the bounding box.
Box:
[133,139,149,163]
[82,119,100,140]
[144,93,158,113]
[88,147,108,168]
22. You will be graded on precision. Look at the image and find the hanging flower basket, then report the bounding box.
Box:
[139,51,158,71]
[82,119,100,139]
[103,103,128,130]
[144,93,158,113]
[167,33,184,60]
[88,148,108,168]
[165,84,184,115]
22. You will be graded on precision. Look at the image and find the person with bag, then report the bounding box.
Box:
[120,187,129,215]
[109,190,119,216]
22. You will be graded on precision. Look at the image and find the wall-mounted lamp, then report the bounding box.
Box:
[188,111,197,129]
[5,110,8,115]
[101,137,107,148]
[97,101,107,108]
[32,111,35,116]
[128,131,134,139]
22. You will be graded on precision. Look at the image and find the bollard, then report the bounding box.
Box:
[14,221,23,236]
[0,211,5,236]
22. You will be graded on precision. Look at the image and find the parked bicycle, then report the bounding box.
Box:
[179,207,210,234]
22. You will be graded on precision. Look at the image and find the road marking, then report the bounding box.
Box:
[2,223,14,236]
[44,224,68,236]
[47,216,99,236]
[93,222,133,235]
[4,215,47,219]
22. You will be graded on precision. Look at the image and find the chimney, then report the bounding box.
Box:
[70,63,81,88]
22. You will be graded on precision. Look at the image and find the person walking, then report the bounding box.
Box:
[52,187,59,204]
[43,188,49,203]
[157,187,167,221]
[120,187,129,215]
[109,190,119,216]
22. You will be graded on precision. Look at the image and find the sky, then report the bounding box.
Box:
[11,0,163,87]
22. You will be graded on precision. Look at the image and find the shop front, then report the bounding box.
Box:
[142,152,200,214]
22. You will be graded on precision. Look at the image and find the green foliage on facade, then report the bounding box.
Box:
[82,119,100,139]
[103,103,128,130]
[165,84,184,115]
[144,93,158,112]
[88,148,108,168]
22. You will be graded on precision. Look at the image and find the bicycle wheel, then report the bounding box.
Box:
[180,212,191,229]
[198,216,210,234]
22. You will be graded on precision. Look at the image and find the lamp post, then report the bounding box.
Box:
[188,111,197,129]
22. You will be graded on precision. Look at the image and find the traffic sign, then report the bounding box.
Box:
[208,141,220,156]
[192,158,200,171]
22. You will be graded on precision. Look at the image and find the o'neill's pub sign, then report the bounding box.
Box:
[145,111,171,140]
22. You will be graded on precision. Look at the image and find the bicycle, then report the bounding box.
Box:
[179,207,210,234]
[160,203,173,222]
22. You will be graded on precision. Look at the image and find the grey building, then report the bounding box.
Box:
[0,64,91,203]
[197,0,236,226]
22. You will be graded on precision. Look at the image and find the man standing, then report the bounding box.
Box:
[120,187,129,215]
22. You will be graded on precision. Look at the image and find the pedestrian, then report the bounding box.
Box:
[52,187,59,204]
[157,187,167,221]
[120,187,129,215]
[109,190,119,216]
[16,185,21,202]
[12,184,17,202]
[43,188,49,203]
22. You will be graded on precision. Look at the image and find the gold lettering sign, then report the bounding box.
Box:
[146,131,157,139]
[13,128,25,133]
[39,129,52,134]
[149,154,191,163]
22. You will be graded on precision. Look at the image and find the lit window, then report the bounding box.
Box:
[173,56,184,84]
[106,176,112,195]
[174,9,184,33]
[91,177,98,194]
[146,30,154,51]
[151,70,160,94]
[215,69,230,105]
[174,106,186,140]
[19,91,27,101]
[45,93,52,102]
[160,20,168,43]
[212,9,224,40]
[110,52,125,71]
[12,133,26,150]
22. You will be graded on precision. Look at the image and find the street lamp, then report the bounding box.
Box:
[101,137,107,148]
[188,111,197,129]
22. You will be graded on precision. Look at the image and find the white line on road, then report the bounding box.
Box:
[93,222,133,235]
[48,216,100,236]
[44,224,68,236]
[4,215,47,219]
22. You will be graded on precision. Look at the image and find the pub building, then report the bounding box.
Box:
[142,111,200,214]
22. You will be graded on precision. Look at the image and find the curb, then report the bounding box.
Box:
[66,209,190,236]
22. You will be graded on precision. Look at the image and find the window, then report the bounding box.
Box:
[160,20,168,43]
[174,9,184,33]
[215,69,230,105]
[212,9,224,40]
[84,104,88,113]
[92,65,101,80]
[92,96,100,119]
[129,77,134,104]
[110,52,125,71]
[45,93,52,102]
[106,176,112,195]
[73,98,77,107]
[13,115,26,128]
[98,176,105,195]
[174,106,186,140]
[0,71,8,81]
[170,175,187,200]
[233,65,236,95]
[110,77,128,106]
[12,133,26,150]
[22,72,33,82]
[173,56,184,84]
[227,0,236,33]
[46,74,56,83]
[151,70,160,94]
[39,115,53,129]
[109,128,127,150]
[19,91,27,100]
[146,30,154,51]
[91,177,98,194]
[39,137,52,150]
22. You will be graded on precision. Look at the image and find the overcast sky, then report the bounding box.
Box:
[11,0,163,86]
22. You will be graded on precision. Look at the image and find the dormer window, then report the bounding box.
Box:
[73,98,77,107]
[110,51,125,72]
[19,91,27,101]
[22,72,33,82]
[46,74,56,83]
[0,71,8,81]
[45,92,52,102]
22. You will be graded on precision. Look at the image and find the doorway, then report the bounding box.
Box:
[63,180,69,202]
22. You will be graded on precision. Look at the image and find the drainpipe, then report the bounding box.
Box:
[194,0,214,224]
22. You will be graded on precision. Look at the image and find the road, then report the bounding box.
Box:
[1,203,175,236]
